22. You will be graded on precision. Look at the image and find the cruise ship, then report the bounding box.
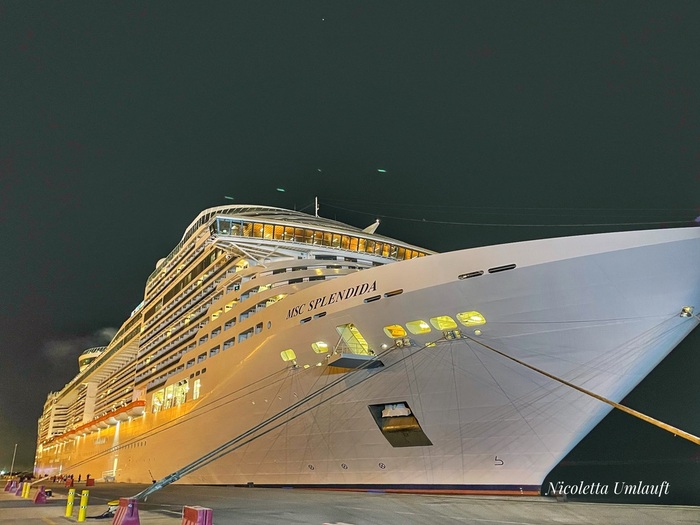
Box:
[34,205,700,494]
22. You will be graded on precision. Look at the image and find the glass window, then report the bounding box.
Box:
[430,315,458,330]
[383,325,407,338]
[397,247,406,260]
[349,237,359,251]
[284,226,295,240]
[252,223,264,238]
[193,379,201,400]
[406,320,432,334]
[323,232,333,246]
[280,349,296,362]
[358,238,367,252]
[174,380,188,406]
[311,341,329,353]
[263,224,274,239]
[305,229,314,243]
[163,384,175,409]
[313,231,323,245]
[243,223,252,237]
[295,228,305,242]
[274,225,285,239]
[217,218,230,234]
[151,389,164,414]
[332,234,341,247]
[456,311,486,326]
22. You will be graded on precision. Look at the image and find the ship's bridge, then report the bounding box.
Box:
[78,346,106,372]
[147,205,435,288]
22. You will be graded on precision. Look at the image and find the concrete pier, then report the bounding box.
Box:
[1,481,697,524]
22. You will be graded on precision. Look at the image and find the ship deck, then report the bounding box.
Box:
[4,481,697,525]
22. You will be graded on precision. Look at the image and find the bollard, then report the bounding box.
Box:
[65,488,76,517]
[112,497,140,525]
[14,482,24,496]
[182,505,213,525]
[22,482,31,498]
[3,480,11,491]
[33,486,48,504]
[77,490,89,522]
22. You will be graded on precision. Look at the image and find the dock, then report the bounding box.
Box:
[1,481,698,524]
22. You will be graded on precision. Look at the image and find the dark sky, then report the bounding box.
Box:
[0,0,698,495]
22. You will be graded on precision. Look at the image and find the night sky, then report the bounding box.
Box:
[1,1,698,501]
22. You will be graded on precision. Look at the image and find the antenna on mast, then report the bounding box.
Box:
[315,197,319,217]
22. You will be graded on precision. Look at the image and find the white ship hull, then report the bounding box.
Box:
[36,225,700,493]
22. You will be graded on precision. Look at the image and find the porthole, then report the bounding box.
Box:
[383,325,407,338]
[456,311,486,326]
[280,349,296,362]
[312,341,329,354]
[405,320,431,334]
[429,315,457,330]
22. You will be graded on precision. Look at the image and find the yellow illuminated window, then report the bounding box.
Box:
[383,325,407,338]
[224,301,234,312]
[430,315,458,330]
[280,349,297,362]
[263,224,274,239]
[456,311,486,326]
[192,379,201,400]
[211,309,222,321]
[405,320,431,334]
[151,389,164,414]
[311,341,329,353]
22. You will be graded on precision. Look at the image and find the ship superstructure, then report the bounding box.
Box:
[34,205,700,492]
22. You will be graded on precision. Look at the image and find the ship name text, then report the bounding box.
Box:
[286,281,378,319]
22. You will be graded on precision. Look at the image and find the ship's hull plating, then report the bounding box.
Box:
[35,228,700,491]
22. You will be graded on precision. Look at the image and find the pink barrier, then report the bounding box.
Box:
[3,480,12,491]
[112,497,140,525]
[181,506,213,525]
[86,478,95,487]
[33,486,48,504]
[4,480,16,492]
[14,482,23,496]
